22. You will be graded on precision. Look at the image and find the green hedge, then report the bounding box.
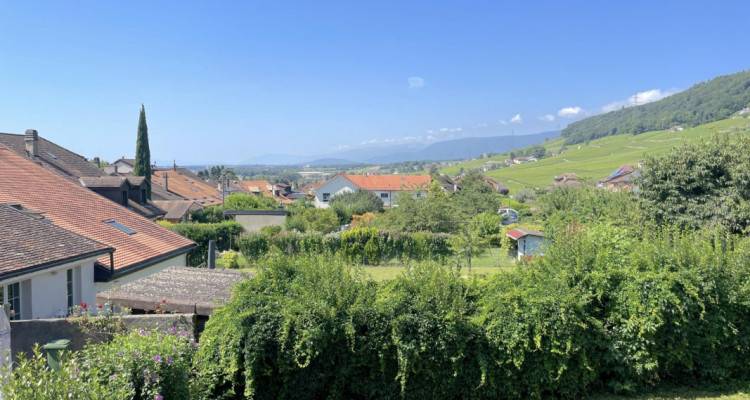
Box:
[167,221,243,266]
[195,225,750,399]
[237,228,452,265]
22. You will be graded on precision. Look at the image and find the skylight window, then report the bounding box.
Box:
[45,151,57,159]
[105,220,136,235]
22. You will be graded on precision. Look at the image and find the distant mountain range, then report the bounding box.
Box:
[238,131,559,166]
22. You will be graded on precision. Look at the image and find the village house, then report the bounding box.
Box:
[104,157,136,174]
[0,144,196,291]
[0,130,166,220]
[668,126,685,133]
[314,174,431,208]
[0,205,113,320]
[152,200,203,223]
[548,172,581,191]
[151,165,224,206]
[598,164,640,192]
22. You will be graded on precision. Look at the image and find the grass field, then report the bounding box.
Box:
[225,247,517,281]
[440,117,750,192]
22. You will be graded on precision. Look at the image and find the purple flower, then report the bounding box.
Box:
[166,357,173,363]
[153,355,162,363]
[156,395,163,400]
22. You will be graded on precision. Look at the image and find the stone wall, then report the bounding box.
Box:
[9,313,196,359]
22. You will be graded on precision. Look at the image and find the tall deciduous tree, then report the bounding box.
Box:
[133,104,152,199]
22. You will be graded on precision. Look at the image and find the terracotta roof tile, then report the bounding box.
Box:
[339,174,431,191]
[152,169,222,205]
[0,145,195,273]
[0,205,113,278]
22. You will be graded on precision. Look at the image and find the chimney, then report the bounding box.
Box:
[93,157,101,168]
[24,129,39,157]
[163,172,168,191]
[173,160,177,171]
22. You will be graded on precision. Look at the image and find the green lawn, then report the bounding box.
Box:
[227,248,517,281]
[440,117,750,192]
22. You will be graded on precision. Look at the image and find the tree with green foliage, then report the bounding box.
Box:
[531,144,546,159]
[329,189,384,224]
[377,183,459,233]
[133,104,151,199]
[224,193,277,210]
[562,69,750,144]
[638,133,750,233]
[285,207,340,234]
[451,169,502,218]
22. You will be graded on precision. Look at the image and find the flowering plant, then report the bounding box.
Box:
[81,327,198,400]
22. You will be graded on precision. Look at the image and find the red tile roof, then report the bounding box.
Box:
[339,174,431,191]
[506,228,545,240]
[240,180,273,197]
[0,205,113,279]
[0,145,195,274]
[152,169,222,206]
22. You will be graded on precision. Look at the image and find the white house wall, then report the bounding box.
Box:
[0,257,99,319]
[314,176,357,208]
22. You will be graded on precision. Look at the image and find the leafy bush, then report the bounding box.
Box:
[284,208,340,234]
[190,204,226,223]
[0,328,198,400]
[222,250,240,268]
[167,221,244,266]
[82,328,198,400]
[224,193,277,210]
[513,187,537,203]
[0,346,130,400]
[237,232,270,260]
[196,224,750,399]
[329,189,384,224]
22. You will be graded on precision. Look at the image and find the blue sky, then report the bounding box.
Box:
[1,1,749,164]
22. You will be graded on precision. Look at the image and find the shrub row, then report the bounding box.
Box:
[196,225,750,399]
[236,228,452,264]
[167,221,243,266]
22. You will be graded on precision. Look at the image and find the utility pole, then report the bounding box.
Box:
[633,91,639,106]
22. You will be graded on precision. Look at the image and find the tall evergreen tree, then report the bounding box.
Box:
[133,104,152,199]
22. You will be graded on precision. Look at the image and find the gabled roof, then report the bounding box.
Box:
[0,145,195,278]
[506,228,545,240]
[152,200,202,221]
[114,158,136,167]
[0,132,105,182]
[333,174,431,191]
[152,169,223,205]
[0,132,166,219]
[240,180,273,197]
[79,176,128,188]
[0,205,113,280]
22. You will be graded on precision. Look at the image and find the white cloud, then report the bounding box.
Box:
[477,123,488,128]
[499,120,507,125]
[510,114,522,124]
[408,76,425,89]
[558,106,583,117]
[602,88,680,113]
[539,114,555,122]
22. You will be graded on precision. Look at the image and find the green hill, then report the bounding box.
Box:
[562,69,750,145]
[440,117,750,192]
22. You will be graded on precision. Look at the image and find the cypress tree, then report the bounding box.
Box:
[133,104,152,199]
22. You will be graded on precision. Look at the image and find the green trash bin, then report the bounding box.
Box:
[42,339,71,372]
